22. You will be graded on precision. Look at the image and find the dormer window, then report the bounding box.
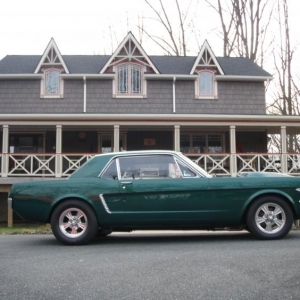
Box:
[45,69,60,95]
[200,71,213,96]
[196,70,217,99]
[40,68,64,98]
[117,64,142,96]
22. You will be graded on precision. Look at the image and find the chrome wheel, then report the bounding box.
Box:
[58,208,88,238]
[255,203,286,234]
[247,196,293,240]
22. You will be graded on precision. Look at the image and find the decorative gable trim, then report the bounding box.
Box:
[190,40,224,75]
[34,38,69,74]
[100,32,159,74]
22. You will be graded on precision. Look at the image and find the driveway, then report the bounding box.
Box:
[1,230,300,300]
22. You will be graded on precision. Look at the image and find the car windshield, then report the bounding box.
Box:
[177,153,212,178]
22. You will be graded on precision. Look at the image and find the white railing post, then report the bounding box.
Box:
[230,125,237,177]
[174,125,180,152]
[114,125,120,152]
[281,126,288,174]
[1,125,9,177]
[55,125,62,177]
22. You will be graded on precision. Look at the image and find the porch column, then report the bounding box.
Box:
[1,125,9,177]
[113,125,120,152]
[55,125,62,177]
[230,125,237,177]
[174,125,180,152]
[281,126,288,174]
[97,132,101,153]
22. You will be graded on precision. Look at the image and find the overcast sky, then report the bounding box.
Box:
[0,0,299,65]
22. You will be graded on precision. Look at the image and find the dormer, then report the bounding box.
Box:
[100,32,159,98]
[35,38,68,98]
[191,41,223,99]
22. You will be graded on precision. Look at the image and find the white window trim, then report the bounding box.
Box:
[194,70,218,100]
[40,68,64,99]
[112,64,147,98]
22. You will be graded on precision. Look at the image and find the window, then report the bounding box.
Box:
[176,160,197,178]
[41,69,63,98]
[117,64,142,96]
[45,70,60,94]
[196,70,217,99]
[101,160,118,180]
[180,134,223,153]
[118,155,181,179]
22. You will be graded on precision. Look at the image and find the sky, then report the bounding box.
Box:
[0,0,299,70]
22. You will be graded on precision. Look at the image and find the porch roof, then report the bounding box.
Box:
[1,114,300,131]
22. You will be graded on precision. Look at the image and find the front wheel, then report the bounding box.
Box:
[51,200,98,245]
[246,196,293,240]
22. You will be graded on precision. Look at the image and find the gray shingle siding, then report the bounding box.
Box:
[0,79,266,114]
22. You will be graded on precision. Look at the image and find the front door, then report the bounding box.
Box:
[118,154,211,226]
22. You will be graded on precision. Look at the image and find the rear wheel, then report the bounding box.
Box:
[246,196,293,240]
[51,200,98,245]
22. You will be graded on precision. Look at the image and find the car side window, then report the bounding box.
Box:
[101,160,118,180]
[176,160,197,178]
[118,155,182,179]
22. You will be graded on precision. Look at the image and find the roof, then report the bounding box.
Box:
[0,54,271,77]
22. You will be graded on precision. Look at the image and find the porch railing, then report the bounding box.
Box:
[1,152,300,178]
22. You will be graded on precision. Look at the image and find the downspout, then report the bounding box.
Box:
[83,76,86,113]
[173,76,176,113]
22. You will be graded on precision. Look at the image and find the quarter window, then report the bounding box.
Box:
[101,160,118,180]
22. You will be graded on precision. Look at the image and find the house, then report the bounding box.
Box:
[1,32,300,224]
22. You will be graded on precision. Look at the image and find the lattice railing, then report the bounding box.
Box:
[191,154,231,176]
[62,154,94,176]
[2,152,300,178]
[8,154,56,176]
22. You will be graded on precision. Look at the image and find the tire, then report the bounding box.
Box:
[246,196,293,240]
[51,200,98,245]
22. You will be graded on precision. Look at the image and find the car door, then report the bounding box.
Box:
[96,159,124,226]
[118,154,211,226]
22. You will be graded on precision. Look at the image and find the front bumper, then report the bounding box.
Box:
[7,197,12,209]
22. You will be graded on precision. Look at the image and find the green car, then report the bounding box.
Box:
[8,150,300,245]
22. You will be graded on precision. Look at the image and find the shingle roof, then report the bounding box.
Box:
[0,54,271,77]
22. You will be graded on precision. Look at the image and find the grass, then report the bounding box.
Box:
[0,223,52,235]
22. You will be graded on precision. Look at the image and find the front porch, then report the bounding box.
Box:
[1,113,300,179]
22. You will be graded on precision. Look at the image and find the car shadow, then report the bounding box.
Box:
[94,230,253,243]
[21,230,300,247]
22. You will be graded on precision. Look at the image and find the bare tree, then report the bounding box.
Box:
[267,0,300,154]
[140,0,197,56]
[267,0,299,116]
[206,0,272,65]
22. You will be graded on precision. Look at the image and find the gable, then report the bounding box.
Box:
[100,32,159,74]
[34,38,69,74]
[190,40,224,75]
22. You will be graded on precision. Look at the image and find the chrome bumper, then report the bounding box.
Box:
[7,197,12,208]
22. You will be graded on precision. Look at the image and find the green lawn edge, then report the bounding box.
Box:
[0,223,52,235]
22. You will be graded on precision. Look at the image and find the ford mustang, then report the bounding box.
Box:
[8,150,300,245]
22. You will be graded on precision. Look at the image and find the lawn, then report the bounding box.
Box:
[0,223,52,235]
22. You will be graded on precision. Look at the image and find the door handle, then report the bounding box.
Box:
[120,181,133,188]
